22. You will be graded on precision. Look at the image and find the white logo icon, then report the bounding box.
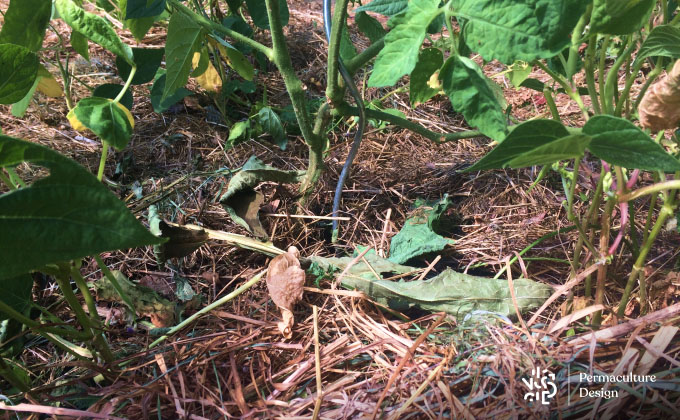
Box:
[523,367,557,405]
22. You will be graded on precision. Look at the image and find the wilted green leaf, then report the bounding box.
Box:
[73,97,134,150]
[388,196,454,264]
[507,134,590,168]
[356,0,408,16]
[55,0,134,65]
[219,156,304,239]
[0,44,39,105]
[149,217,208,264]
[245,0,289,29]
[584,115,680,172]
[163,11,203,101]
[440,55,507,141]
[410,48,443,107]
[0,0,52,52]
[464,119,570,171]
[258,107,287,149]
[452,0,590,64]
[92,83,134,111]
[116,47,164,85]
[309,254,552,318]
[356,11,386,43]
[0,136,163,280]
[368,0,442,87]
[591,0,655,35]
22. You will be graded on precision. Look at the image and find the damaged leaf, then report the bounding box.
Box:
[266,246,305,338]
[149,206,209,265]
[95,270,176,327]
[639,60,680,132]
[309,254,552,319]
[388,196,454,264]
[219,156,304,239]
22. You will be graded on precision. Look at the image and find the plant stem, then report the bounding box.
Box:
[566,6,591,82]
[543,87,560,120]
[615,59,644,117]
[592,197,616,327]
[632,58,663,113]
[325,0,349,103]
[535,61,589,120]
[97,141,109,182]
[566,157,583,223]
[585,36,601,114]
[0,170,16,190]
[168,0,273,59]
[0,299,90,340]
[113,65,136,104]
[618,180,680,202]
[94,255,136,313]
[603,40,636,114]
[598,35,611,112]
[344,37,384,75]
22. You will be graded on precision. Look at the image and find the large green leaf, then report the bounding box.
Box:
[507,134,590,168]
[0,136,163,280]
[55,0,134,66]
[636,25,680,64]
[309,254,552,318]
[367,0,442,87]
[464,119,569,171]
[258,107,287,150]
[150,73,192,113]
[591,0,655,35]
[0,44,39,105]
[219,156,304,239]
[440,55,507,141]
[452,0,590,64]
[73,97,133,150]
[163,11,203,101]
[410,48,443,107]
[244,0,289,30]
[584,115,680,172]
[92,83,134,111]
[11,77,40,118]
[0,0,52,52]
[356,11,386,43]
[356,0,409,16]
[211,36,254,81]
[0,274,33,321]
[388,196,454,264]
[125,0,166,18]
[116,47,164,85]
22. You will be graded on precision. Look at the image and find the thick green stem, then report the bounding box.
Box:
[334,102,482,143]
[0,170,16,190]
[603,40,636,114]
[543,87,560,120]
[584,36,601,115]
[598,35,611,112]
[325,0,349,103]
[97,141,109,182]
[615,59,644,117]
[566,6,591,82]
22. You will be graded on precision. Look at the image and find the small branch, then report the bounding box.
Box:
[618,180,680,203]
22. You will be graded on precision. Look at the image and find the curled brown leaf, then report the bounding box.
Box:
[266,246,305,338]
[639,60,680,131]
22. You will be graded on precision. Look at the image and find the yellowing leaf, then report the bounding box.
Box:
[67,108,87,131]
[36,75,63,97]
[114,101,135,129]
[191,51,222,92]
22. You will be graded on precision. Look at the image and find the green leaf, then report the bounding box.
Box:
[0,0,52,52]
[340,23,357,62]
[125,0,166,19]
[464,119,570,171]
[440,55,507,141]
[356,0,408,16]
[508,61,532,89]
[150,73,192,113]
[368,0,442,87]
[0,136,163,280]
[452,0,590,64]
[258,107,287,149]
[219,156,304,239]
[244,0,289,30]
[410,47,443,107]
[163,11,203,101]
[70,31,90,61]
[116,47,164,85]
[73,97,133,150]
[11,77,40,118]
[507,134,590,168]
[0,274,33,321]
[356,11,386,43]
[309,254,551,318]
[227,120,250,146]
[0,44,39,105]
[55,0,134,65]
[636,25,680,64]
[583,115,680,172]
[120,0,158,41]
[591,0,655,35]
[92,83,134,111]
[211,36,255,81]
[388,196,454,264]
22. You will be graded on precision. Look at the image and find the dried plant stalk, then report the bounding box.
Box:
[639,60,680,131]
